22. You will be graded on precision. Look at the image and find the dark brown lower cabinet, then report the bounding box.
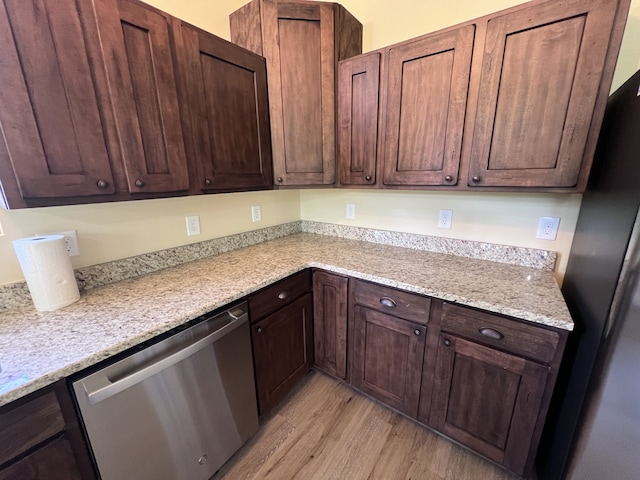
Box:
[0,436,81,480]
[312,270,349,379]
[429,333,549,476]
[350,305,427,417]
[251,293,313,414]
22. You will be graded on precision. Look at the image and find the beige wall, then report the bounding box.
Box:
[1,0,639,287]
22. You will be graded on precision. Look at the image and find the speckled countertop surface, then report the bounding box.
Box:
[0,233,572,407]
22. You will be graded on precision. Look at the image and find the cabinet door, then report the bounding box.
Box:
[382,25,474,187]
[313,271,348,379]
[338,53,380,187]
[351,306,426,417]
[468,0,618,188]
[93,0,189,193]
[0,436,82,480]
[430,333,549,476]
[177,21,272,192]
[0,0,115,199]
[252,293,313,414]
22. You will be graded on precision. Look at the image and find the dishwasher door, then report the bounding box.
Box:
[72,302,258,480]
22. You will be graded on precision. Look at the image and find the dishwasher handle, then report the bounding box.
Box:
[83,308,248,405]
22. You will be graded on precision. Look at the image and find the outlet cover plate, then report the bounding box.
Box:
[536,217,560,240]
[186,215,201,236]
[53,230,80,256]
[346,204,355,219]
[251,205,262,222]
[438,209,453,229]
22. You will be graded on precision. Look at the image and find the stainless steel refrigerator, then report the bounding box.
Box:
[537,69,640,479]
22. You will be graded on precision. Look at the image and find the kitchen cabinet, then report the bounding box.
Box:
[429,302,568,477]
[175,20,273,193]
[337,0,630,192]
[230,0,362,186]
[312,270,348,379]
[349,279,431,417]
[249,270,313,414]
[0,381,95,479]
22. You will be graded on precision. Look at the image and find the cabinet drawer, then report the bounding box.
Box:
[0,391,65,466]
[441,303,560,364]
[352,279,431,324]
[0,435,81,480]
[249,270,312,322]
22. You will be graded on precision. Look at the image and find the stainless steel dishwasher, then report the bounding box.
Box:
[72,302,258,480]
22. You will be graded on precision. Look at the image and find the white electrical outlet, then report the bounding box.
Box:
[251,205,262,222]
[438,209,453,229]
[52,230,80,256]
[185,215,201,236]
[536,217,560,240]
[346,204,356,219]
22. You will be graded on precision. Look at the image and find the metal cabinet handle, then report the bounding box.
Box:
[479,327,504,340]
[365,175,372,181]
[443,338,452,347]
[380,297,396,308]
[278,291,288,300]
[204,178,212,185]
[444,175,453,182]
[257,327,263,333]
[276,177,283,183]
[471,175,481,183]
[96,179,109,189]
[414,329,421,336]
[135,179,145,188]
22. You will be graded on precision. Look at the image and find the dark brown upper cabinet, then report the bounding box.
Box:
[337,0,630,193]
[468,0,624,189]
[93,0,189,194]
[175,20,273,193]
[230,0,362,187]
[0,0,117,206]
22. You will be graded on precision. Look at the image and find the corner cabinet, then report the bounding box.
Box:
[249,270,313,415]
[175,20,273,193]
[231,0,362,187]
[337,0,630,192]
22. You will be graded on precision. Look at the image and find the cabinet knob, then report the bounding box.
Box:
[365,175,372,181]
[204,178,212,185]
[414,329,422,336]
[444,175,453,182]
[257,327,263,333]
[380,297,396,308]
[278,291,288,300]
[96,179,109,189]
[471,175,481,183]
[443,338,451,347]
[276,177,283,183]
[135,179,145,188]
[479,327,504,340]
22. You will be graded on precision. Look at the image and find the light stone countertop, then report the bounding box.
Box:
[0,233,572,408]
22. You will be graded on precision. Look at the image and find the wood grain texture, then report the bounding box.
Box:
[249,269,311,322]
[352,279,431,324]
[252,293,313,415]
[0,436,82,480]
[468,0,618,188]
[214,371,519,480]
[313,270,349,379]
[338,53,380,186]
[176,20,273,192]
[383,25,474,187]
[229,0,263,56]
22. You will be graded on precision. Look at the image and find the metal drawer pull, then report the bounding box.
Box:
[443,338,451,347]
[380,297,396,308]
[278,291,288,300]
[479,327,504,339]
[414,329,421,336]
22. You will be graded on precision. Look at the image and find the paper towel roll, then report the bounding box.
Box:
[13,235,80,311]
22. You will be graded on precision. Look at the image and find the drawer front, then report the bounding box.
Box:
[441,303,560,363]
[0,391,65,466]
[352,279,431,324]
[249,270,312,322]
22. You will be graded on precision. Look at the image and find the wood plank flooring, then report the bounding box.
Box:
[214,371,520,480]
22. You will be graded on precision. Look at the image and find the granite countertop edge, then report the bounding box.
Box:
[0,233,573,408]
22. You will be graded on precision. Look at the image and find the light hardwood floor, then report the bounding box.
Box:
[214,371,520,480]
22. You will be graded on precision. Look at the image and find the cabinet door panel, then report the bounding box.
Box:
[313,271,348,379]
[351,306,426,417]
[0,436,82,480]
[94,0,188,193]
[338,53,380,186]
[178,22,272,191]
[0,0,115,198]
[252,294,313,414]
[383,26,474,186]
[430,334,549,475]
[469,0,617,187]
